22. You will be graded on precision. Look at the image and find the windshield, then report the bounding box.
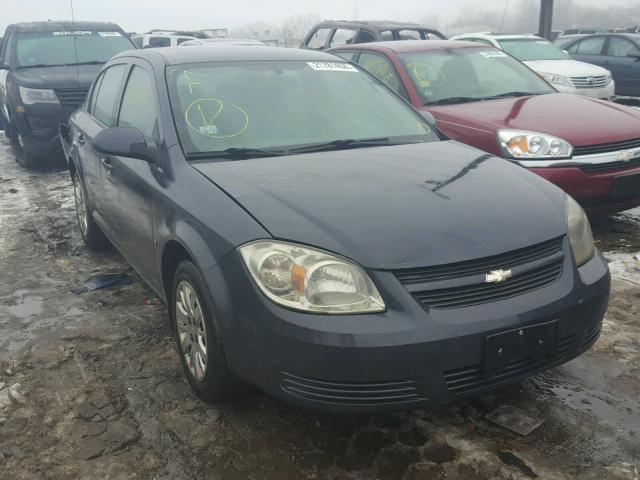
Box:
[399,48,554,106]
[166,60,438,156]
[497,38,568,61]
[15,31,135,67]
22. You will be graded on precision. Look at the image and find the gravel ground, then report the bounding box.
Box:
[0,133,638,480]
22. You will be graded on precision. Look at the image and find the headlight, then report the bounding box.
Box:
[239,240,385,314]
[540,72,573,88]
[19,87,59,105]
[498,129,573,159]
[565,195,595,267]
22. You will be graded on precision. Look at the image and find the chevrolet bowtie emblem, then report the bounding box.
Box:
[486,269,513,283]
[617,150,635,162]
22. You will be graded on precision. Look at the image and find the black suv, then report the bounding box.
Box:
[300,20,446,50]
[0,21,136,168]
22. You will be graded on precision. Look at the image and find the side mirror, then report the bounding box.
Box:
[93,127,158,164]
[627,52,640,61]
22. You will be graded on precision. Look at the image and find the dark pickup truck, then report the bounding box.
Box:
[0,21,136,168]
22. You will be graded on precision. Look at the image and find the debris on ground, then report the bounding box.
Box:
[634,254,640,271]
[71,273,133,294]
[497,450,538,478]
[8,187,18,193]
[143,297,162,306]
[485,404,544,436]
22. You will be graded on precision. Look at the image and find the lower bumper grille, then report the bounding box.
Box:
[280,372,425,405]
[581,320,602,349]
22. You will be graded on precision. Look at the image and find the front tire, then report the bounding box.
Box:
[72,170,108,250]
[7,118,38,169]
[172,260,245,402]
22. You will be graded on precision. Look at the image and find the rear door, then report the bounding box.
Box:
[567,35,608,67]
[601,36,640,96]
[100,61,163,285]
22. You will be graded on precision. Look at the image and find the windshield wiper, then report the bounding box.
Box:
[479,91,546,100]
[424,96,480,106]
[187,147,286,161]
[286,137,399,154]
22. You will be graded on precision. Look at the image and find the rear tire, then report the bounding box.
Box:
[72,169,108,250]
[172,260,246,402]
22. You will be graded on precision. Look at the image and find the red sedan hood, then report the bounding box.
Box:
[427,93,640,147]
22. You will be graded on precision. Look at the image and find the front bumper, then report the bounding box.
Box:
[553,81,615,100]
[11,103,69,160]
[211,240,610,412]
[521,150,640,214]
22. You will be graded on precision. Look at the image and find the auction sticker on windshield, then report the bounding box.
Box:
[307,62,358,72]
[479,51,507,58]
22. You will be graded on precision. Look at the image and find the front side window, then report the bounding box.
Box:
[574,37,606,55]
[93,64,126,125]
[306,28,331,49]
[607,37,640,57]
[148,36,171,48]
[87,72,104,114]
[357,52,405,96]
[498,39,568,61]
[166,60,437,156]
[329,28,357,48]
[118,66,158,140]
[399,48,554,105]
[15,31,135,68]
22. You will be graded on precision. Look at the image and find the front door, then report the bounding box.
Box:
[100,62,162,288]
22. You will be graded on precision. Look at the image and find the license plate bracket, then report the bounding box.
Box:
[611,172,640,200]
[484,320,557,378]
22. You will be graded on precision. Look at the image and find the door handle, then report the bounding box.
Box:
[77,134,85,145]
[101,158,113,170]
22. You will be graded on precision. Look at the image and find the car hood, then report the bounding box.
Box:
[427,93,640,147]
[194,141,567,270]
[10,64,103,89]
[523,59,611,77]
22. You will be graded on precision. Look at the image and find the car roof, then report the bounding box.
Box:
[330,39,486,53]
[4,20,123,33]
[314,20,440,32]
[113,45,341,64]
[454,33,543,41]
[560,32,640,42]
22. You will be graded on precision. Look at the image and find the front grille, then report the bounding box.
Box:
[412,260,563,310]
[444,333,574,395]
[55,87,89,111]
[573,138,640,156]
[580,157,640,173]
[394,237,563,285]
[280,372,425,405]
[569,75,609,89]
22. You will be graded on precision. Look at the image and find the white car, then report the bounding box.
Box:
[450,33,615,100]
[180,38,266,47]
[131,33,196,48]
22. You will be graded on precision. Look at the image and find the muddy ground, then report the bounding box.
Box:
[0,132,638,480]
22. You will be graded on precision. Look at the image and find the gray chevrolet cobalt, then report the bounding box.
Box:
[60,46,610,412]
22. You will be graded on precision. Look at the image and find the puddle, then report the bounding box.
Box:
[6,290,44,318]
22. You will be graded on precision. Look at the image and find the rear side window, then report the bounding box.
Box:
[118,66,158,140]
[574,37,606,55]
[93,64,126,126]
[148,36,170,47]
[357,52,406,98]
[306,28,331,49]
[397,29,424,40]
[607,37,640,57]
[379,30,393,41]
[330,28,357,48]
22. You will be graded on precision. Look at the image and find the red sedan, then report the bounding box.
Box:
[329,41,640,214]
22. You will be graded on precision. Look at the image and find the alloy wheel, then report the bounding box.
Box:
[175,280,209,381]
[73,173,88,238]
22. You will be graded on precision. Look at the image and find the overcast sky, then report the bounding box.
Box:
[0,0,625,34]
